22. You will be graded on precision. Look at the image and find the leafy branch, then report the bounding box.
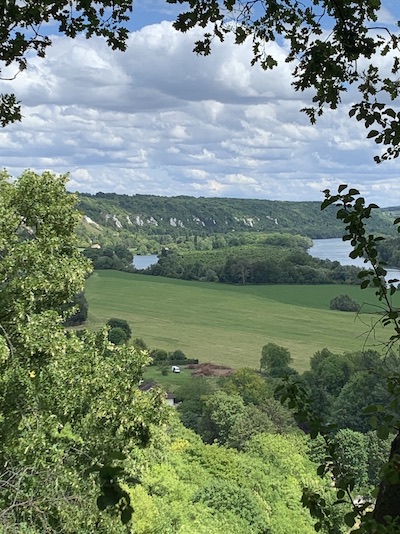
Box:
[277,185,400,532]
[321,185,400,349]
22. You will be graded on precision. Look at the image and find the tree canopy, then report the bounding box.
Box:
[2,0,400,161]
[260,342,293,376]
[0,170,169,530]
[169,0,400,162]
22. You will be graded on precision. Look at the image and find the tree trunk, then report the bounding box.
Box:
[372,431,400,526]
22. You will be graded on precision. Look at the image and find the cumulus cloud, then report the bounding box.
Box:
[1,19,400,206]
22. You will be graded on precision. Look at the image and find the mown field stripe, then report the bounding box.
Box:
[85,271,390,373]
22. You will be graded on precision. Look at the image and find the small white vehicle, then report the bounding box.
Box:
[171,365,181,373]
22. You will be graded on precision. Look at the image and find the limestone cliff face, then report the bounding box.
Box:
[76,192,396,238]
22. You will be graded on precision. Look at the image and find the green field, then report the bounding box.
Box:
[85,271,394,373]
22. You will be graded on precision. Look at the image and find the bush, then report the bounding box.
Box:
[108,327,128,345]
[150,349,169,362]
[260,343,292,375]
[132,337,148,351]
[169,349,187,361]
[106,318,132,340]
[193,480,269,532]
[330,294,360,312]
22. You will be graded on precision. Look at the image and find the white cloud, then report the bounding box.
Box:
[1,20,400,206]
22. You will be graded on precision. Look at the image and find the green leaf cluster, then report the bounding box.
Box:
[0,1,133,126]
[168,0,400,161]
[0,171,169,531]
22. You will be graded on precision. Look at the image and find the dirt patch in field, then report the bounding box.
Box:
[186,362,234,377]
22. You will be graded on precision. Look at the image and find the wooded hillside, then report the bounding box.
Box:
[76,193,396,240]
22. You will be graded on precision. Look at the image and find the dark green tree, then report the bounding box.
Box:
[176,376,214,433]
[150,348,169,362]
[365,431,392,488]
[108,326,128,345]
[260,342,292,376]
[199,390,245,445]
[63,291,89,327]
[169,349,187,361]
[334,429,369,491]
[132,337,149,351]
[106,318,132,341]
[309,348,335,372]
[304,351,356,420]
[332,371,392,433]
[227,404,276,450]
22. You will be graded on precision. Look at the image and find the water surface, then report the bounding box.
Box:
[310,238,400,281]
[133,254,159,270]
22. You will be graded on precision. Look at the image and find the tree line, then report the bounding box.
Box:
[146,245,362,285]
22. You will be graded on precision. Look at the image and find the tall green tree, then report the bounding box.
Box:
[199,390,245,445]
[260,342,292,377]
[222,367,271,405]
[0,170,168,531]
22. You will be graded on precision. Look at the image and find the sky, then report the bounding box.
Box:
[1,1,400,205]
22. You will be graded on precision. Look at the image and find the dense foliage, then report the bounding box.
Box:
[375,236,400,269]
[107,317,133,345]
[0,171,169,531]
[63,292,89,326]
[171,355,394,531]
[76,193,395,244]
[126,413,343,534]
[329,294,360,312]
[147,243,362,285]
[83,245,134,271]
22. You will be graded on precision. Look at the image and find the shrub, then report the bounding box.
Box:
[106,318,132,340]
[150,349,169,362]
[169,349,187,361]
[132,338,148,351]
[108,327,128,345]
[63,292,88,326]
[330,294,360,312]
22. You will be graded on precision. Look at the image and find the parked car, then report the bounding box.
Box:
[171,365,181,373]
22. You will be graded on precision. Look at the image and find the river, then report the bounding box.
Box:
[309,238,400,281]
[133,254,159,270]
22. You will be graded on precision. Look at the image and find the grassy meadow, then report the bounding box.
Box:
[85,271,395,373]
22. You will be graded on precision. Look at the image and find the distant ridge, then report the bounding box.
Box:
[76,192,396,239]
